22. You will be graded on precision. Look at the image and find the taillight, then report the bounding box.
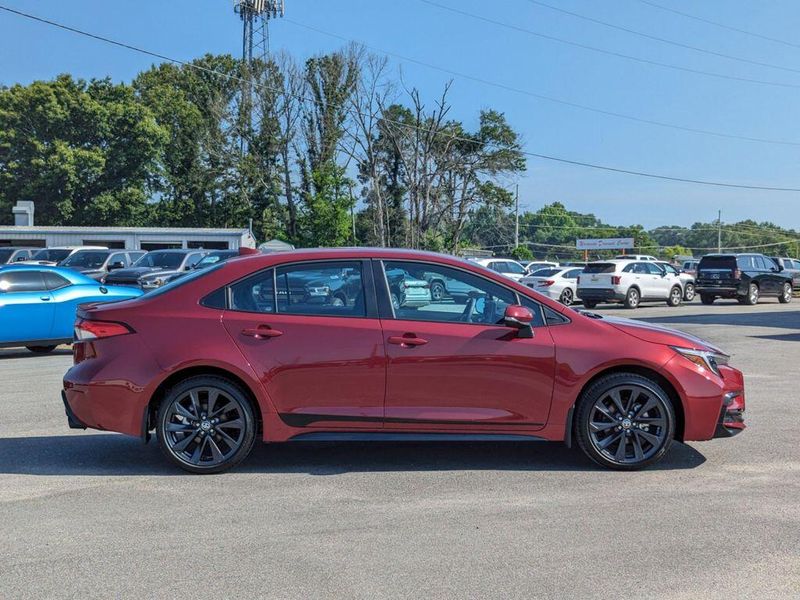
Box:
[74,319,134,341]
[542,280,555,287]
[612,275,622,285]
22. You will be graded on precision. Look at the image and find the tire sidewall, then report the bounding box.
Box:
[560,288,574,306]
[574,374,676,470]
[668,286,682,307]
[157,376,257,474]
[625,288,640,309]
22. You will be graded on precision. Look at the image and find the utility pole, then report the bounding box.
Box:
[717,209,722,253]
[514,184,520,249]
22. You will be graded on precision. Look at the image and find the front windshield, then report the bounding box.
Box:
[32,249,71,263]
[0,249,13,263]
[133,252,184,269]
[195,254,225,268]
[63,251,108,268]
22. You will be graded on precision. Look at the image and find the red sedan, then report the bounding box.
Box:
[62,248,745,473]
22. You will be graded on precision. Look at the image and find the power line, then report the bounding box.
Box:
[522,0,800,75]
[639,0,800,51]
[3,4,800,193]
[284,17,800,148]
[420,0,800,89]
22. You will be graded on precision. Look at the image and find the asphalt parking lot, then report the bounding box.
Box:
[1,299,799,599]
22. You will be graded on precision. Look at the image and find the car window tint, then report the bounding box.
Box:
[531,268,561,278]
[503,262,525,274]
[516,296,550,328]
[185,253,204,268]
[644,263,663,275]
[622,264,635,273]
[43,272,71,290]
[384,261,515,326]
[274,262,366,318]
[229,269,275,313]
[0,271,47,293]
[565,269,582,279]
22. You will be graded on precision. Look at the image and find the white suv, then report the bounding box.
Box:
[470,258,527,282]
[577,260,685,309]
[614,254,658,261]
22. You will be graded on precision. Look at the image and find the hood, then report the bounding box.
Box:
[601,315,724,354]
[64,266,104,275]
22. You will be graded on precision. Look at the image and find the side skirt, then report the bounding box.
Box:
[287,432,546,442]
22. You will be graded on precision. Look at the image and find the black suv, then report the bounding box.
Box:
[696,253,793,305]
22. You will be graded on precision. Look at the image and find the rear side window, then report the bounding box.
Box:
[583,263,616,274]
[43,272,71,290]
[229,269,275,313]
[736,256,754,270]
[0,271,47,293]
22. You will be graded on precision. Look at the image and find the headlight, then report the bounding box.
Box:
[671,346,730,377]
[141,277,166,288]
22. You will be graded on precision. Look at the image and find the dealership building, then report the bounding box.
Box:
[0,201,256,250]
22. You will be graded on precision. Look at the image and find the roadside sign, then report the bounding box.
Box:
[576,238,635,250]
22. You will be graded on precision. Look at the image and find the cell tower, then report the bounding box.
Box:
[234,0,285,146]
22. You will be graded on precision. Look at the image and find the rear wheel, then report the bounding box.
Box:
[575,373,675,470]
[559,287,575,306]
[430,280,446,302]
[779,282,793,304]
[683,283,695,302]
[744,283,759,306]
[624,287,640,309]
[157,376,257,474]
[700,294,715,305]
[582,300,598,309]
[666,286,682,307]
[26,345,57,354]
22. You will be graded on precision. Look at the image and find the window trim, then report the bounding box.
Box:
[0,270,49,294]
[376,258,549,328]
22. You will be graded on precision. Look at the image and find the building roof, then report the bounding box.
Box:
[0,226,251,235]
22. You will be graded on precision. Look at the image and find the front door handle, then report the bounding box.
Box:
[241,326,283,339]
[40,296,50,301]
[388,334,428,347]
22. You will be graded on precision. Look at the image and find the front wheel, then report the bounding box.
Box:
[26,345,57,354]
[666,286,683,307]
[157,376,257,474]
[683,283,695,302]
[779,282,793,304]
[575,374,675,470]
[624,287,640,309]
[430,281,446,302]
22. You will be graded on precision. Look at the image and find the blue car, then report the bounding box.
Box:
[0,265,143,353]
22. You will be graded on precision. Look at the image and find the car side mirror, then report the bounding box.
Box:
[503,305,534,339]
[108,261,125,271]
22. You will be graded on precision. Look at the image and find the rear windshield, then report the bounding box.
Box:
[583,263,616,274]
[32,249,71,263]
[699,256,736,269]
[530,268,561,277]
[135,263,225,299]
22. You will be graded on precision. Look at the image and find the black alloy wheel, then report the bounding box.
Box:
[157,376,256,474]
[26,345,57,354]
[575,373,675,470]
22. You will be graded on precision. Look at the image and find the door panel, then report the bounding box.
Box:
[0,271,55,343]
[382,320,555,428]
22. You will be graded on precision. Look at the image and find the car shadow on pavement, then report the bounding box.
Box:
[0,434,706,476]
[637,308,800,330]
[0,348,72,360]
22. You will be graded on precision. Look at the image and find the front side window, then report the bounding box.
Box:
[108,253,128,267]
[0,271,47,293]
[500,261,526,275]
[644,263,664,275]
[384,261,516,326]
[185,253,205,269]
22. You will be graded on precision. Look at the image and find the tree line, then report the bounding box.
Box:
[1,47,798,259]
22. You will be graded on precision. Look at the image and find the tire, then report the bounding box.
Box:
[666,286,682,307]
[330,294,346,307]
[26,345,57,354]
[559,287,575,306]
[430,281,446,302]
[779,282,793,304]
[574,373,676,470]
[390,292,401,310]
[683,283,695,302]
[582,300,598,309]
[624,287,640,309]
[743,283,759,306]
[156,375,257,474]
[700,294,715,305]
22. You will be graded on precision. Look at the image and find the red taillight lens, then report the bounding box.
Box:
[612,276,622,285]
[74,319,134,341]
[542,280,555,287]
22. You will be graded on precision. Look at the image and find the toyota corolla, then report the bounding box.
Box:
[62,249,745,473]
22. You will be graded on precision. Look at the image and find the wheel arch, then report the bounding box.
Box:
[565,364,685,447]
[144,365,265,442]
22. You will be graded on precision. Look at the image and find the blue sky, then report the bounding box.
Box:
[2,0,800,229]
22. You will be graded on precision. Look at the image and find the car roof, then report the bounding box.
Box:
[0,264,97,284]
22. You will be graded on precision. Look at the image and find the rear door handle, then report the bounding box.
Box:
[388,334,428,347]
[241,326,283,339]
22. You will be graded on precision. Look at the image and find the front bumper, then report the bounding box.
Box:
[713,391,746,438]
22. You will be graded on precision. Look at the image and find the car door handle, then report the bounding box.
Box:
[388,334,428,347]
[241,326,283,339]
[40,296,50,301]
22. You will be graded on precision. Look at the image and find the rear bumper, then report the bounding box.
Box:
[577,288,625,302]
[61,390,87,430]
[695,284,741,297]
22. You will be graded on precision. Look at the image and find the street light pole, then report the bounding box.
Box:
[717,209,722,253]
